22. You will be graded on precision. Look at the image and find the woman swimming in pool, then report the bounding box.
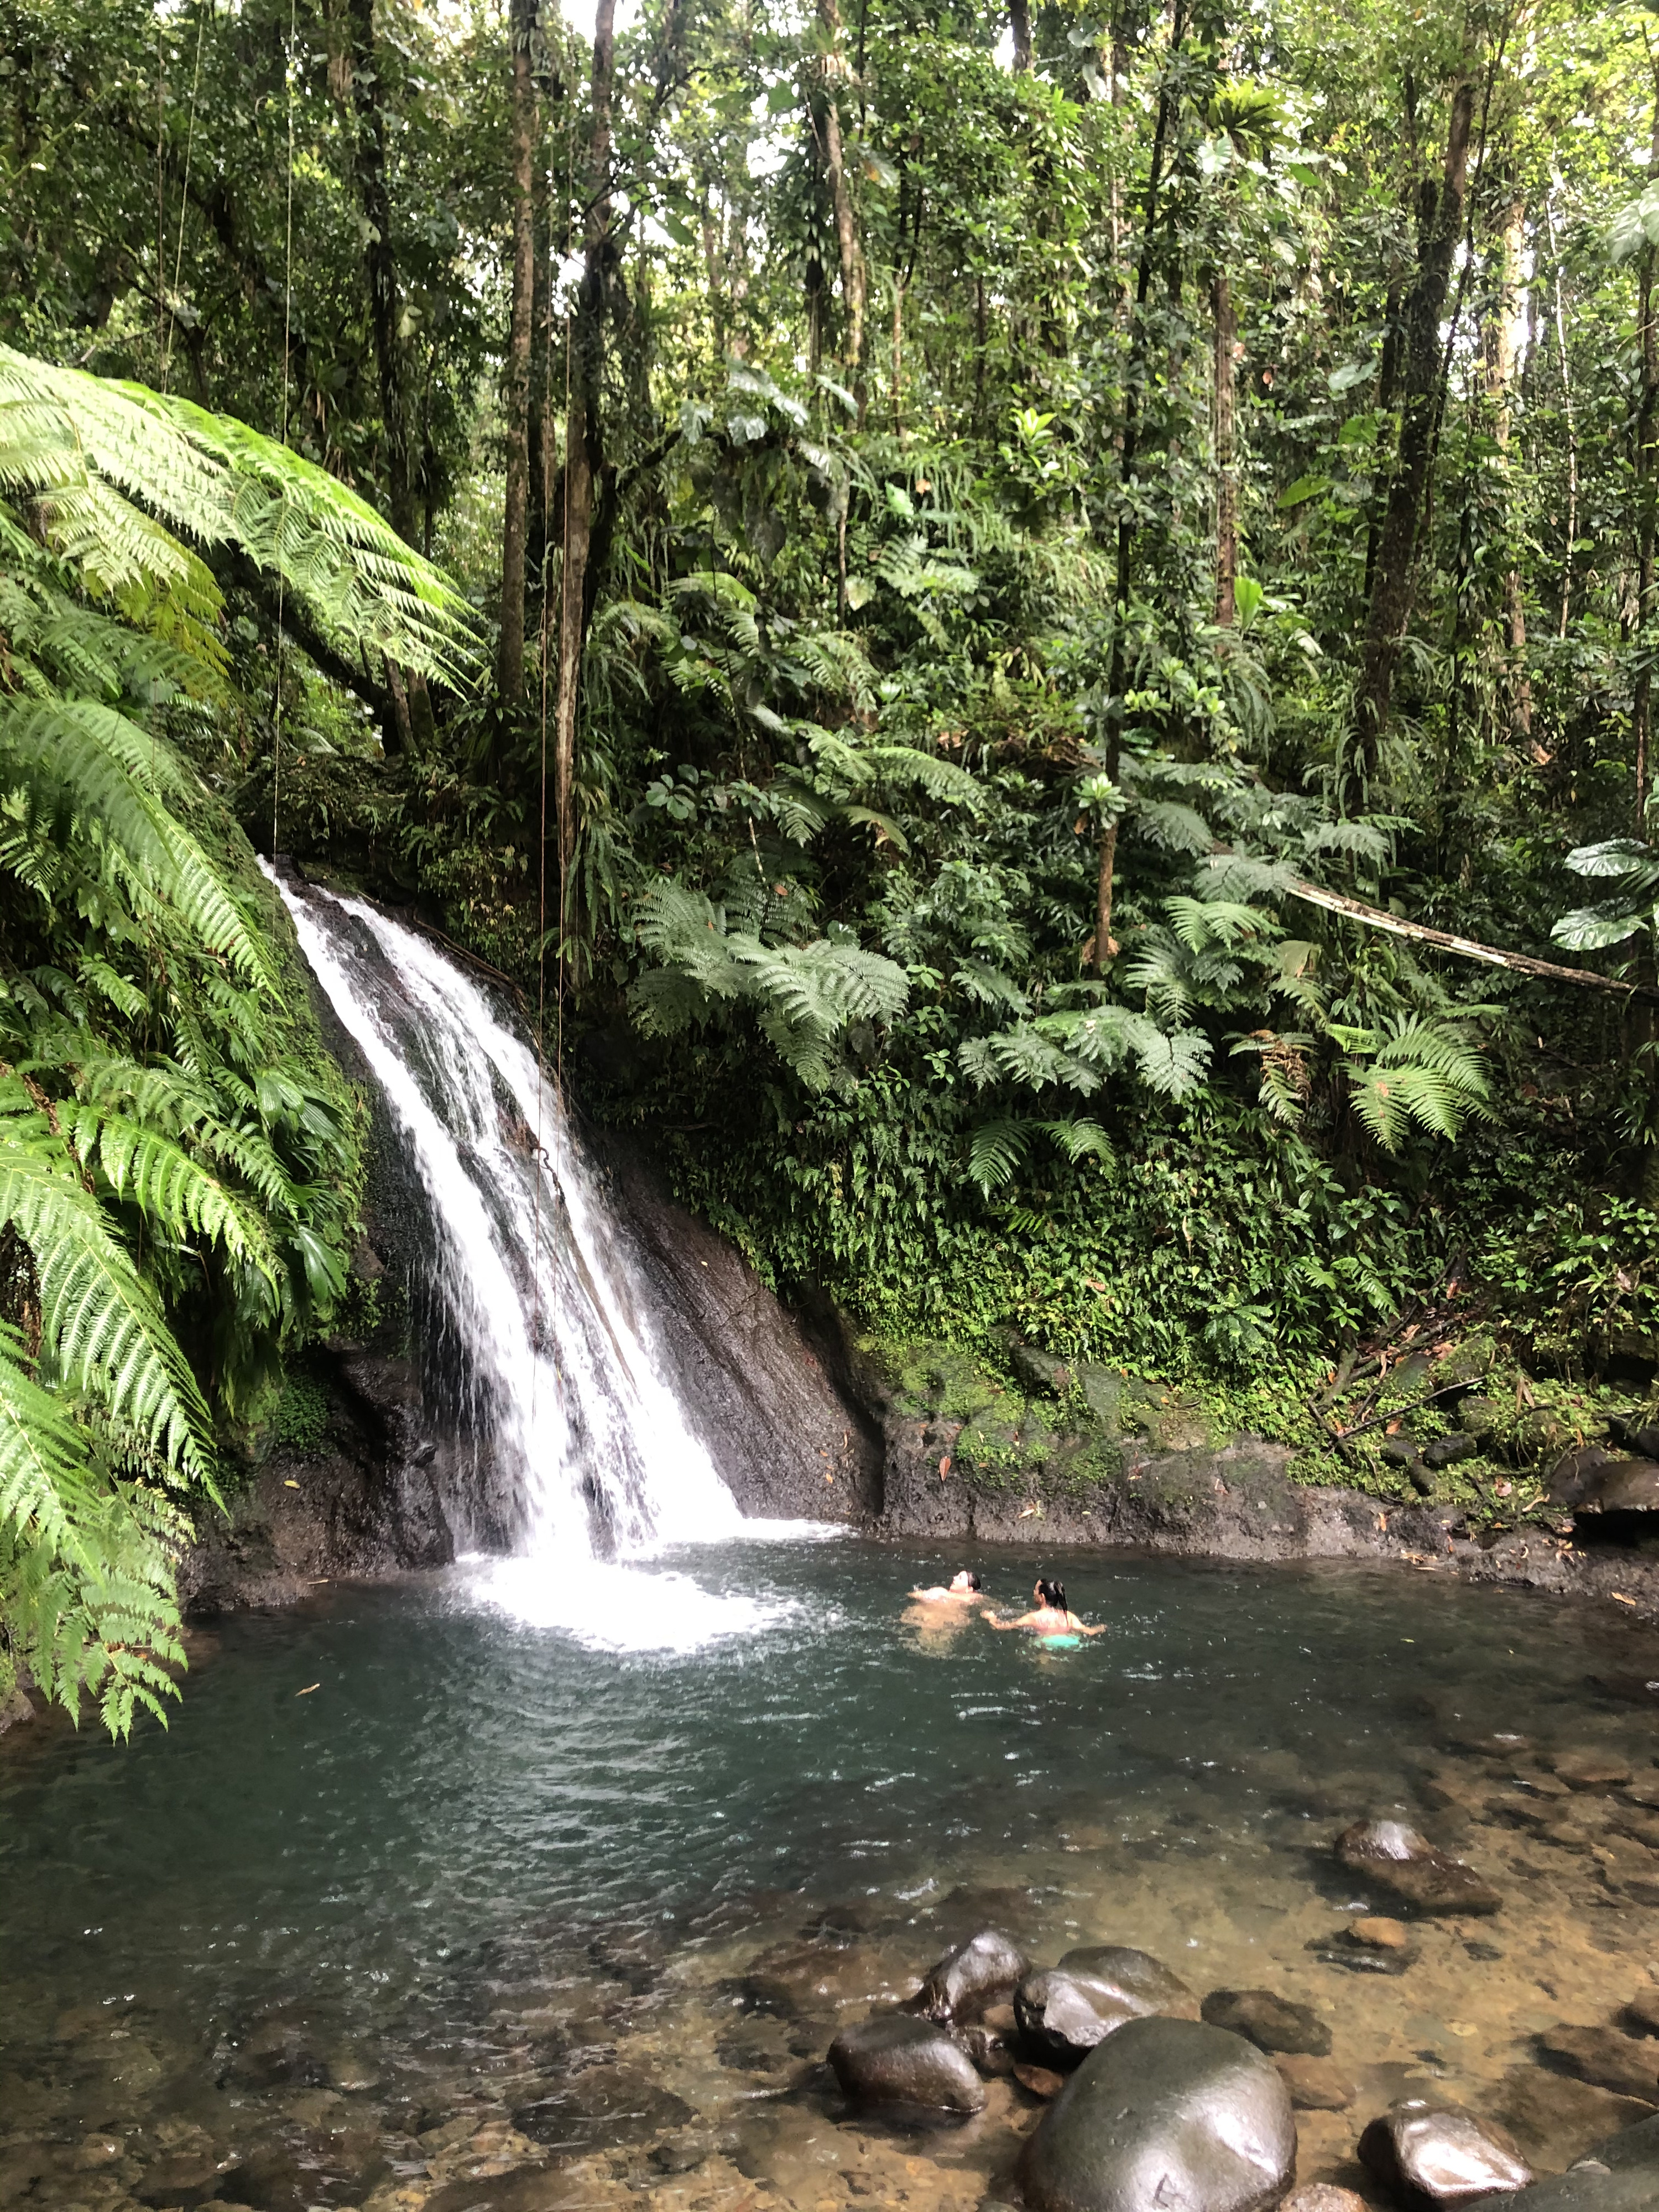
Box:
[986,1578,1105,1640]
[907,1569,987,1605]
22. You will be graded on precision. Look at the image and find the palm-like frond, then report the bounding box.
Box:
[1333,1016,1492,1150]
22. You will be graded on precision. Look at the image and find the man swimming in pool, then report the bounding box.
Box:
[907,1569,987,1605]
[985,1578,1105,1640]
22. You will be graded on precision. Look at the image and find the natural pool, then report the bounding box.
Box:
[4,1541,1659,2212]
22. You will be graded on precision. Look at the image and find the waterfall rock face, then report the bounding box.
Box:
[185,874,881,1612]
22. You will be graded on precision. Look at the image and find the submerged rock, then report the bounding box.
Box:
[1275,2055,1356,2111]
[1018,2015,1296,2212]
[1464,2111,1659,2208]
[1057,1946,1200,2021]
[1538,2025,1659,2105]
[914,1928,1027,2023]
[1281,2192,1368,2212]
[827,2014,986,2114]
[1349,1915,1411,1950]
[1015,1970,1140,2069]
[1552,1752,1634,1793]
[1493,2066,1655,2169]
[1624,1987,1659,2037]
[1201,1989,1331,2058]
[1334,1819,1501,1915]
[1359,2100,1533,2206]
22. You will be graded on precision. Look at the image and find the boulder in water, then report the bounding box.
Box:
[1057,1945,1200,2021]
[1334,1818,1501,1914]
[1201,1988,1331,2058]
[1015,1970,1141,2069]
[827,2014,986,2114]
[1463,2110,1659,2208]
[1359,2099,1532,2205]
[1018,2015,1296,2212]
[914,1927,1028,2023]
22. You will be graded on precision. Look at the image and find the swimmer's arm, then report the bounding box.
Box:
[987,1610,1037,1629]
[909,1585,950,1601]
[1077,1621,1109,1637]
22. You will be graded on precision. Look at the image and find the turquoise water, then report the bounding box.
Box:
[2,1544,1656,2209]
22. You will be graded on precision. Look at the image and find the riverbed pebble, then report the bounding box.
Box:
[1274,2054,1355,2111]
[1018,2016,1296,2212]
[1349,1914,1411,1949]
[827,2014,987,2114]
[1358,2099,1533,2206]
[1200,1988,1332,2058]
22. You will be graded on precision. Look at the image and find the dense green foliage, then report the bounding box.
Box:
[0,349,477,1730]
[10,0,1659,1722]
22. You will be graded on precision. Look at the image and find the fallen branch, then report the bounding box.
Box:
[1282,873,1659,1002]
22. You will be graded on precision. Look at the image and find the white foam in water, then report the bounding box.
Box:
[272,872,813,1653]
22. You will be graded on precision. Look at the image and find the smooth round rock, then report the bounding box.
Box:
[1465,2111,1659,2207]
[827,2015,987,2113]
[1016,1969,1140,2069]
[1202,1988,1331,2058]
[1360,2099,1533,2205]
[1018,2015,1296,2212]
[1335,1819,1501,1915]
[1058,1945,1201,2021]
[914,1927,1029,2023]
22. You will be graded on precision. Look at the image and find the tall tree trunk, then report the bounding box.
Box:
[344,0,414,546]
[1009,0,1032,71]
[1093,0,1185,971]
[498,0,539,704]
[1546,195,1579,640]
[1636,241,1657,833]
[1350,44,1478,799]
[1483,189,1532,742]
[554,0,615,881]
[1212,270,1238,630]
[815,0,866,421]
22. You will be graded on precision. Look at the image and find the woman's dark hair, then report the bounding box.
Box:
[965,1572,983,1592]
[1036,1578,1066,1610]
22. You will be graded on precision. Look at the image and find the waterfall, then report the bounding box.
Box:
[274,874,798,1652]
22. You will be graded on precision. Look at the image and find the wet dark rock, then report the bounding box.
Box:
[956,2022,1015,2079]
[1311,1938,1411,1976]
[1201,1989,1331,2058]
[1015,1969,1141,2069]
[714,2039,786,2074]
[133,2150,241,2207]
[1537,2025,1659,2104]
[1589,1674,1659,1708]
[1465,2112,1659,2209]
[1275,2054,1355,2110]
[1057,1945,1200,2021]
[1018,2016,1295,2212]
[1423,1434,1478,1469]
[827,2013,987,2115]
[1550,1457,1659,1514]
[1465,1941,1504,1963]
[648,2132,713,2174]
[1493,2065,1656,2169]
[1384,1438,1425,1470]
[422,2169,593,2212]
[1358,2099,1533,2206]
[513,2068,696,2151]
[1334,1818,1501,1915]
[1552,1752,1634,1793]
[915,1928,1028,2023]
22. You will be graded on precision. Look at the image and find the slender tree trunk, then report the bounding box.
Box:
[1213,270,1238,630]
[344,0,415,544]
[1483,189,1532,742]
[554,0,615,880]
[815,0,865,421]
[1547,198,1579,641]
[1350,43,1478,797]
[1094,0,1185,971]
[498,0,539,704]
[891,274,904,436]
[1636,241,1657,833]
[1009,0,1032,70]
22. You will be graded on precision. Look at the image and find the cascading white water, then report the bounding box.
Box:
[274,874,804,1652]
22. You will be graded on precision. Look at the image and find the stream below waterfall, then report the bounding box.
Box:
[6,1547,1659,2210]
